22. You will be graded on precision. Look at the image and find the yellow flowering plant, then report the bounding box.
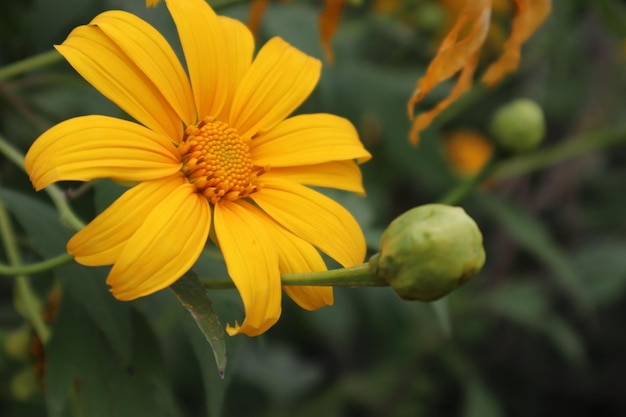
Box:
[3,0,625,416]
[25,0,372,337]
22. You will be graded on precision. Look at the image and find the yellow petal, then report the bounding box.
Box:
[56,24,182,139]
[233,205,333,309]
[229,37,321,140]
[318,0,345,64]
[250,113,371,166]
[214,200,281,337]
[264,218,333,310]
[482,0,552,86]
[283,285,333,311]
[167,0,254,121]
[107,183,211,300]
[251,178,366,268]
[409,51,480,145]
[25,115,181,190]
[264,161,365,195]
[216,16,255,122]
[92,11,195,126]
[68,175,186,266]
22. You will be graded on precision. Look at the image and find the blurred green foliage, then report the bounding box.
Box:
[1,0,626,416]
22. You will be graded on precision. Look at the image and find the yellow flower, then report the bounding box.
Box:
[25,0,371,336]
[408,0,552,144]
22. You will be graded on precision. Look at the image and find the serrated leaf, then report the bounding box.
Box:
[170,271,227,377]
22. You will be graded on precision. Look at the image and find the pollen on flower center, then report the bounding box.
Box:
[178,117,263,204]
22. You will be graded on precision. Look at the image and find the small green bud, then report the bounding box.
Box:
[371,204,485,301]
[4,325,31,361]
[490,98,546,153]
[10,366,39,401]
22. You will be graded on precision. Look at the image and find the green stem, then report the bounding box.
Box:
[0,202,50,343]
[0,134,85,231]
[492,125,626,181]
[200,262,387,289]
[0,253,74,276]
[438,152,500,205]
[0,132,26,170]
[0,50,63,81]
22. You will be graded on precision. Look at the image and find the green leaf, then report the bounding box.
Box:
[462,376,504,417]
[0,187,132,361]
[574,239,626,305]
[45,293,179,417]
[482,281,586,365]
[170,271,227,377]
[476,193,591,311]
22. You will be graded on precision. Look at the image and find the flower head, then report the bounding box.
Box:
[25,0,371,336]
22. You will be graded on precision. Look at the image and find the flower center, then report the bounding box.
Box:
[178,117,263,204]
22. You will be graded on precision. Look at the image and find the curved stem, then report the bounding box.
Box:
[0,253,74,276]
[200,262,387,289]
[438,152,500,205]
[492,125,626,181]
[0,50,63,81]
[0,202,50,343]
[0,134,85,231]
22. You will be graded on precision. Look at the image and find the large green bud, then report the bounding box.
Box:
[490,98,546,153]
[370,204,485,301]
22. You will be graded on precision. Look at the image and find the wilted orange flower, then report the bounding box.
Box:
[26,0,370,336]
[408,0,552,144]
[444,129,494,176]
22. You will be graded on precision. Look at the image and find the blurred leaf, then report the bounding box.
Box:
[462,377,504,417]
[93,179,126,213]
[170,271,227,377]
[594,0,626,37]
[482,281,550,325]
[45,293,178,417]
[482,281,585,365]
[476,193,591,311]
[0,187,132,361]
[574,239,626,305]
[544,316,586,365]
[443,348,504,417]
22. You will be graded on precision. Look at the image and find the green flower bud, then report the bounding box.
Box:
[10,366,39,401]
[490,98,546,153]
[4,325,31,361]
[370,204,485,301]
